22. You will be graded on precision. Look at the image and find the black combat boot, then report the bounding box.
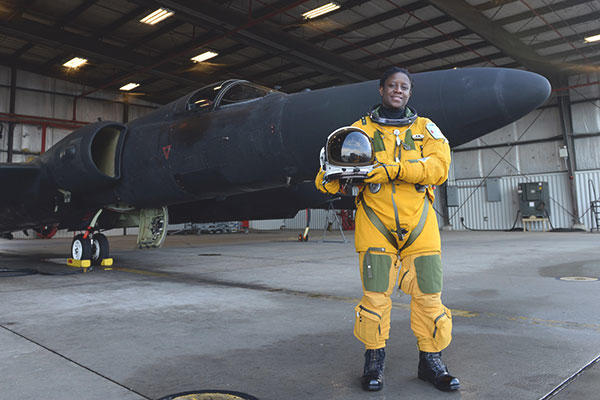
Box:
[361,348,385,391]
[418,351,460,391]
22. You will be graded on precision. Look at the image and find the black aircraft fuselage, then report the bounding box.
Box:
[0,68,551,235]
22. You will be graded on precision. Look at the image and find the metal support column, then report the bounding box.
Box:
[122,100,129,124]
[6,66,16,163]
[122,100,129,236]
[439,182,451,230]
[556,81,585,229]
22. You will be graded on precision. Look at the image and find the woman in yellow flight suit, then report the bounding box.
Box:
[315,67,459,392]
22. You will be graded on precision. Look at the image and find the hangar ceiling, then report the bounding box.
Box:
[0,0,598,104]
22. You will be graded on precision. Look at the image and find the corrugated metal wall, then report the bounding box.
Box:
[448,172,574,231]
[574,170,600,230]
[445,72,600,231]
[0,67,156,164]
[256,209,343,231]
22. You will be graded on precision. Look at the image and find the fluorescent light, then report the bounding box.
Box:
[191,51,218,63]
[140,8,174,25]
[584,34,600,43]
[302,2,340,19]
[63,57,87,69]
[120,83,140,91]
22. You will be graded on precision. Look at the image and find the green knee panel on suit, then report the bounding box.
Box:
[362,253,392,292]
[414,254,443,294]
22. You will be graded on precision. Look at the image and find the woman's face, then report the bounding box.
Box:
[379,72,411,109]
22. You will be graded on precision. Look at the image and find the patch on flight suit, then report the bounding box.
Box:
[403,129,416,150]
[373,130,386,152]
[425,122,448,143]
[414,254,443,294]
[362,251,392,292]
[412,134,424,140]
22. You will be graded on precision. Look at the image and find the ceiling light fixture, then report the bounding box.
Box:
[63,57,88,69]
[140,8,174,25]
[191,51,219,63]
[584,34,600,43]
[302,2,340,19]
[120,83,140,91]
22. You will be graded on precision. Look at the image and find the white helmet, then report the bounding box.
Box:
[320,126,375,183]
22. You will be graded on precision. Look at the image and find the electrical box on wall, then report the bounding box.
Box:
[447,185,459,207]
[517,182,550,217]
[486,178,501,202]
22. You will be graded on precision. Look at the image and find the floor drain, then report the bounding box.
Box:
[198,253,222,257]
[558,276,599,282]
[158,390,258,400]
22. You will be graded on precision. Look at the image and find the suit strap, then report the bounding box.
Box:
[358,192,398,251]
[359,192,430,254]
[399,197,429,252]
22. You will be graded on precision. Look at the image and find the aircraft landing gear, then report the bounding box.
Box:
[71,234,92,260]
[91,233,109,266]
[67,210,113,270]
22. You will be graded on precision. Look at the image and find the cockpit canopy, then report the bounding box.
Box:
[186,80,278,112]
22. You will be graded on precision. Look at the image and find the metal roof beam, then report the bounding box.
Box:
[310,0,430,43]
[426,0,563,78]
[124,19,185,51]
[0,52,106,88]
[55,0,97,29]
[238,11,452,84]
[532,28,600,50]
[148,0,379,82]
[488,0,593,27]
[431,51,504,71]
[332,15,452,55]
[353,0,591,66]
[355,29,471,63]
[514,11,600,39]
[92,5,148,40]
[12,42,35,58]
[278,71,321,87]
[41,6,151,71]
[545,41,600,61]
[211,0,518,87]
[402,41,495,68]
[371,22,598,70]
[0,17,200,87]
[11,0,98,62]
[191,0,502,87]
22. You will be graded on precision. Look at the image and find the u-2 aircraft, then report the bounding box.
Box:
[0,68,551,264]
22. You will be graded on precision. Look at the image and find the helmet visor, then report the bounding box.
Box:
[327,127,374,166]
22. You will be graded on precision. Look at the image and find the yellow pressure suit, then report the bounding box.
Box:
[316,112,452,353]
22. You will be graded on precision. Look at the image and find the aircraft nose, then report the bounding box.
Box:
[498,69,551,122]
[432,68,552,146]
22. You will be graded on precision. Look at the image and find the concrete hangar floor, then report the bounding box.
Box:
[0,230,599,400]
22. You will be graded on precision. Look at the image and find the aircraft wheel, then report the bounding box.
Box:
[91,233,109,265]
[71,234,91,260]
